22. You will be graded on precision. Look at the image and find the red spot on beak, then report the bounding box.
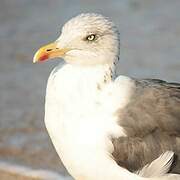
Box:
[39,54,49,61]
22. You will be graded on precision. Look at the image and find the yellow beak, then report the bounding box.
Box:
[33,42,69,63]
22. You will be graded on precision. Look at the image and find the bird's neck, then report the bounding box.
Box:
[52,62,116,89]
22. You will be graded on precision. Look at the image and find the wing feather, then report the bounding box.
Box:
[112,79,180,173]
[137,151,174,177]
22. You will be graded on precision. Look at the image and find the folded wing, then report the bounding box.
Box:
[112,79,180,173]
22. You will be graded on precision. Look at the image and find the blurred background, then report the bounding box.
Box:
[0,0,180,179]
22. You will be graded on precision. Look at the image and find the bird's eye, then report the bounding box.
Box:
[86,34,96,41]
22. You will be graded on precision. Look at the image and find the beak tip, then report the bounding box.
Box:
[33,51,39,63]
[33,59,37,63]
[33,56,39,63]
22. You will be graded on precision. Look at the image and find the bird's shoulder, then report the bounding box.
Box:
[115,77,180,137]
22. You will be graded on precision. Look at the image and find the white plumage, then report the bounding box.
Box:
[34,13,180,180]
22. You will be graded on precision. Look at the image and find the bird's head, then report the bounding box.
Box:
[33,13,120,66]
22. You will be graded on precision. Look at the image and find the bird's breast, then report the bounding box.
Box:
[44,64,133,178]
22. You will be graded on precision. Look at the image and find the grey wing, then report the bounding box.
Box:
[112,79,180,173]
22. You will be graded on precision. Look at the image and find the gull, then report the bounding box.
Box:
[33,13,180,180]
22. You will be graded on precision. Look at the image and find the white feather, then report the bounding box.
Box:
[137,151,174,177]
